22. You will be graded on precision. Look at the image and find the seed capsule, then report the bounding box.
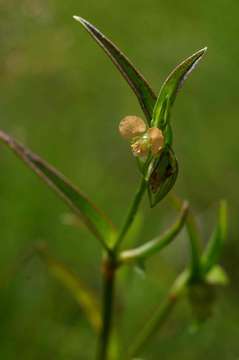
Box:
[119,115,147,140]
[148,128,164,155]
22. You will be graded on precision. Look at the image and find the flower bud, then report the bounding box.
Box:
[119,115,147,140]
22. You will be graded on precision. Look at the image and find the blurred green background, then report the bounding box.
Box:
[0,0,239,359]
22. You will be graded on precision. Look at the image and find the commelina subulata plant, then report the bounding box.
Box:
[0,16,228,360]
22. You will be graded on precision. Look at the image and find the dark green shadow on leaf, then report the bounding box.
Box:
[147,147,178,207]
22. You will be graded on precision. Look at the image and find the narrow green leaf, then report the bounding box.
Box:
[0,130,115,249]
[119,202,188,263]
[151,47,207,129]
[201,200,228,273]
[36,244,101,332]
[147,147,178,207]
[73,15,156,123]
[169,193,202,279]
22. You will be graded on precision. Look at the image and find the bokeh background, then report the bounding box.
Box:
[0,0,238,359]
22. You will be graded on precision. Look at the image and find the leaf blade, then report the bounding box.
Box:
[0,130,115,249]
[36,245,101,332]
[120,201,188,263]
[147,147,178,207]
[73,15,156,123]
[152,47,207,129]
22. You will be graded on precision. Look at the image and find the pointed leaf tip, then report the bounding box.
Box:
[73,15,156,123]
[0,130,115,249]
[152,47,207,129]
[73,15,87,25]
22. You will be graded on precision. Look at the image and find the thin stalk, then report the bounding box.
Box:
[169,193,202,279]
[97,254,116,360]
[127,270,189,358]
[186,212,202,279]
[98,177,147,359]
[128,298,175,357]
[114,177,147,250]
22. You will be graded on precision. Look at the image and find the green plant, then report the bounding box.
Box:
[0,16,228,360]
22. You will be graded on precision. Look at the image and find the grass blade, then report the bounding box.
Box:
[201,200,228,274]
[0,130,115,249]
[169,193,202,279]
[36,244,101,332]
[151,47,207,129]
[73,16,156,123]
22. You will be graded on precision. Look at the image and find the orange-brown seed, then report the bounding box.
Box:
[119,115,147,140]
[148,127,164,155]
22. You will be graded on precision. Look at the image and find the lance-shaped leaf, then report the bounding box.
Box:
[36,244,101,332]
[201,200,228,274]
[151,47,207,129]
[0,130,115,249]
[73,15,156,123]
[119,201,188,263]
[147,147,178,207]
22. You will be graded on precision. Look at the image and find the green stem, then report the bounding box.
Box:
[97,255,116,360]
[186,211,202,279]
[114,177,147,251]
[128,299,175,358]
[97,177,147,359]
[169,193,202,279]
[127,270,189,358]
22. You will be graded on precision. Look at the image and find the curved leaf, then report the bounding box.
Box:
[36,244,101,332]
[119,201,188,263]
[151,47,207,129]
[147,147,178,207]
[0,130,115,249]
[73,15,156,123]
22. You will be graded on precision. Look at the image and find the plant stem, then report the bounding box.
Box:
[128,299,175,358]
[186,211,202,279]
[127,270,189,358]
[114,177,147,250]
[97,254,116,360]
[169,193,202,279]
[97,177,147,359]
